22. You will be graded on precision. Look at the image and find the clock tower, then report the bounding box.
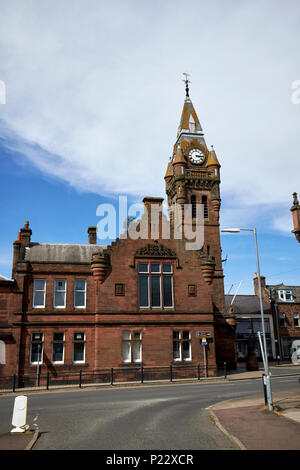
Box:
[164,77,236,368]
[164,76,221,237]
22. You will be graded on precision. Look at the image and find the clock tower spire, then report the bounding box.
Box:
[164,77,221,226]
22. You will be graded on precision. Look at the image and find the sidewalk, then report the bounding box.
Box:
[210,364,300,450]
[0,429,39,451]
[0,365,299,450]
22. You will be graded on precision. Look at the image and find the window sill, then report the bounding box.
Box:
[121,362,142,367]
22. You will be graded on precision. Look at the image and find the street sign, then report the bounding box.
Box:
[201,338,207,345]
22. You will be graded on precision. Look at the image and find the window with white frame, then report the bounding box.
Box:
[73,332,85,363]
[0,340,5,365]
[52,332,65,363]
[33,279,46,308]
[30,333,43,364]
[294,313,300,327]
[279,312,286,327]
[74,280,86,308]
[138,262,173,308]
[54,280,66,308]
[173,330,191,361]
[278,290,294,302]
[122,330,142,363]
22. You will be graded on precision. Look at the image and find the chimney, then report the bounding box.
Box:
[19,221,32,246]
[143,197,165,239]
[291,192,300,243]
[253,272,269,303]
[88,226,97,244]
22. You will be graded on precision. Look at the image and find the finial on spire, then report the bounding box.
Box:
[292,192,299,206]
[182,73,191,97]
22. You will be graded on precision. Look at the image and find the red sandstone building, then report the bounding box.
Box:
[255,275,300,361]
[291,192,300,243]
[0,86,237,385]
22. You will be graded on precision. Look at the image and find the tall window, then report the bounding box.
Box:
[52,333,65,363]
[122,331,142,363]
[30,333,43,364]
[74,280,86,308]
[191,195,197,219]
[33,280,46,308]
[279,313,286,327]
[138,262,173,308]
[173,330,191,361]
[73,332,85,363]
[54,280,66,308]
[202,196,208,218]
[294,313,300,327]
[0,340,5,365]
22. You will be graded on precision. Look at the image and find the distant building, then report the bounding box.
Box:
[0,84,237,385]
[290,192,300,243]
[254,275,300,360]
[225,294,275,361]
[225,273,300,362]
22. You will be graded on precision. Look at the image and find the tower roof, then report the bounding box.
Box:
[207,145,220,167]
[177,96,203,138]
[172,144,186,165]
[164,160,174,179]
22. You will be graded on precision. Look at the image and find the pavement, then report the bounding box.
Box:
[0,363,299,450]
[211,364,300,450]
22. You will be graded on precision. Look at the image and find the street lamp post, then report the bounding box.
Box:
[221,227,274,411]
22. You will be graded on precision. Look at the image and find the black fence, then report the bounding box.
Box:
[0,363,225,392]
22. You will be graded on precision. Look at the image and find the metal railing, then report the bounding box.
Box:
[0,363,222,392]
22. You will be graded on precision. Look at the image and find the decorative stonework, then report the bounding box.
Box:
[199,253,215,285]
[91,252,110,283]
[135,241,177,258]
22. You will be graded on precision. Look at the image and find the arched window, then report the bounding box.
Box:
[0,340,5,365]
[202,196,208,218]
[191,195,197,219]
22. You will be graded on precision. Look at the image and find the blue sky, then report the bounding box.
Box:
[0,0,300,293]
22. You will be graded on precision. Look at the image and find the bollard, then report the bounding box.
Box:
[262,374,268,405]
[198,364,201,380]
[141,366,144,384]
[46,372,50,390]
[79,370,82,388]
[11,395,30,433]
[110,368,114,385]
[170,365,173,382]
[224,362,227,379]
[12,374,16,393]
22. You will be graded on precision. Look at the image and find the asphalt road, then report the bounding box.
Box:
[0,372,299,450]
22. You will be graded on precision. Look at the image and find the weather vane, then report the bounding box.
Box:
[182,73,191,97]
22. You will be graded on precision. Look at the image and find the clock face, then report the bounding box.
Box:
[188,148,205,164]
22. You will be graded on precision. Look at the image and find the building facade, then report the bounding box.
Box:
[0,87,237,384]
[225,294,275,361]
[253,274,300,361]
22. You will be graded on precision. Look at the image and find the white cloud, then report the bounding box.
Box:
[272,212,294,234]
[0,0,300,230]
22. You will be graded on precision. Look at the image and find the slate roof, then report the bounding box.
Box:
[24,243,107,264]
[225,295,271,315]
[0,274,14,283]
[266,283,300,304]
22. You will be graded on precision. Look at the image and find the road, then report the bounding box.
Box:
[0,371,299,450]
